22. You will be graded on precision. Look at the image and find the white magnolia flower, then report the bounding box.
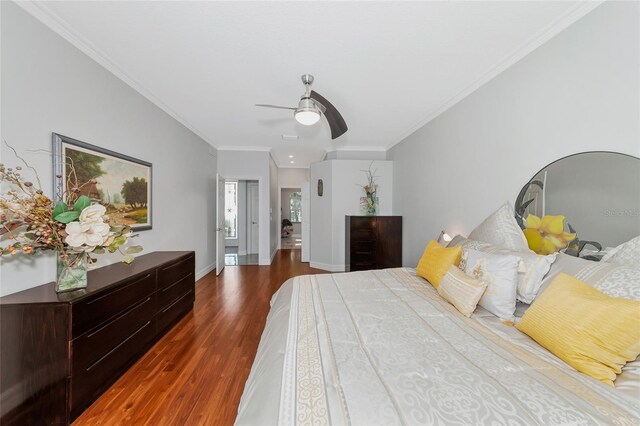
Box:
[79,204,107,223]
[103,233,115,247]
[65,221,110,251]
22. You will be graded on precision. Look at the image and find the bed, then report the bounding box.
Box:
[235,268,640,425]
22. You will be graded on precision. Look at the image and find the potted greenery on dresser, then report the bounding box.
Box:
[0,155,142,292]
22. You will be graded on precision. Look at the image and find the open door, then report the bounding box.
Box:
[247,182,259,255]
[216,174,225,275]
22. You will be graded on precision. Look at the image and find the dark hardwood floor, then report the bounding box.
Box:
[73,249,325,425]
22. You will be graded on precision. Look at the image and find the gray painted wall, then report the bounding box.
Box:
[0,2,218,295]
[388,1,640,266]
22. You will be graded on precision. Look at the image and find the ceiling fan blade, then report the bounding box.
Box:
[255,104,296,110]
[310,99,326,113]
[310,91,348,139]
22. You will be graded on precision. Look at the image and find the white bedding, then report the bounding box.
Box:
[236,268,640,425]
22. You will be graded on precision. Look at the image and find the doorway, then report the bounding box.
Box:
[281,187,302,250]
[224,180,259,266]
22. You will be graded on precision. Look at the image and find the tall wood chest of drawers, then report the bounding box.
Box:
[0,251,196,425]
[345,216,402,272]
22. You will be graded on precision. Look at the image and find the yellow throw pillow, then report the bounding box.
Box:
[516,273,640,386]
[416,240,462,289]
[438,265,488,317]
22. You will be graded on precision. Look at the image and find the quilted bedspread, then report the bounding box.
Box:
[236,268,640,426]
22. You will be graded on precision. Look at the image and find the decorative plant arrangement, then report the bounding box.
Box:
[359,162,379,215]
[0,148,142,293]
[523,214,576,255]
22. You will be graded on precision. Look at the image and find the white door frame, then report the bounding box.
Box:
[224,175,263,261]
[215,174,226,276]
[247,182,260,255]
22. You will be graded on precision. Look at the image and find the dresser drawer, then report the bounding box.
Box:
[158,272,194,310]
[157,255,195,291]
[350,240,377,255]
[349,217,376,230]
[350,253,377,270]
[350,228,377,242]
[72,271,156,338]
[70,319,155,418]
[156,289,194,335]
[72,295,155,373]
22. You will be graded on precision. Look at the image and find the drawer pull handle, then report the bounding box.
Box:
[161,273,193,293]
[85,297,152,338]
[161,290,193,313]
[86,320,151,372]
[86,273,152,305]
[161,256,193,272]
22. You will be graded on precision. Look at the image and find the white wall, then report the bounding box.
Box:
[0,2,218,296]
[217,150,275,264]
[278,168,310,188]
[310,160,393,271]
[387,1,640,267]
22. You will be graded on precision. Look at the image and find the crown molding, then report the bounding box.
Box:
[325,145,388,153]
[384,0,605,151]
[217,146,272,152]
[15,1,217,148]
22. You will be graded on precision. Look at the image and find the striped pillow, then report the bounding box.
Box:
[437,266,488,317]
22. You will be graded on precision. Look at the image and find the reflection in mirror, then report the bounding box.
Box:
[515,152,640,260]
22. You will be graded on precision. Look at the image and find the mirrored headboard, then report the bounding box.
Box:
[515,151,640,259]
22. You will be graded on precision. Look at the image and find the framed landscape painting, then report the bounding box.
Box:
[53,133,152,231]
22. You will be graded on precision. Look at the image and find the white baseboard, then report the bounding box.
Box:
[196,262,216,280]
[259,247,279,265]
[310,261,346,272]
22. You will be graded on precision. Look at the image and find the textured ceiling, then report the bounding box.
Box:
[21,1,599,167]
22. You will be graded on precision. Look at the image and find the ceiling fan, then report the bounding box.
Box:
[256,74,348,140]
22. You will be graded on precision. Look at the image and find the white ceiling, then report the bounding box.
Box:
[21,1,600,168]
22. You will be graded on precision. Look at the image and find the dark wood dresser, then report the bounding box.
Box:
[0,251,195,425]
[345,216,402,272]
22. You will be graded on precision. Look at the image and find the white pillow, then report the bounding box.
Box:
[601,235,640,266]
[468,203,530,252]
[461,239,557,304]
[446,234,467,248]
[462,249,521,322]
[537,253,640,301]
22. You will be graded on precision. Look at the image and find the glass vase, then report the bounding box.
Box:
[56,252,89,293]
[360,195,379,216]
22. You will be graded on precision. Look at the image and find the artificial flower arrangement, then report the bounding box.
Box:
[359,162,379,215]
[523,214,576,255]
[0,158,142,293]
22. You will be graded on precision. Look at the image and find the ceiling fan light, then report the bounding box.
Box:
[294,108,320,125]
